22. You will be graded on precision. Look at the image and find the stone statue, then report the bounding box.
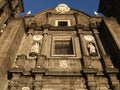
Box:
[29,42,40,57]
[29,35,43,57]
[87,42,97,56]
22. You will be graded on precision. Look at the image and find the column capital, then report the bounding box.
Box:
[43,29,49,34]
[75,24,84,29]
[78,29,83,34]
[89,22,98,29]
[92,29,99,34]
[41,24,51,29]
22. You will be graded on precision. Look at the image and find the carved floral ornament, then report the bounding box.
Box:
[84,35,94,41]
[59,60,68,68]
[55,3,70,13]
[22,87,30,90]
[33,35,43,41]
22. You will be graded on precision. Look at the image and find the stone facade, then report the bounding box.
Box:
[0,1,120,90]
[0,0,24,89]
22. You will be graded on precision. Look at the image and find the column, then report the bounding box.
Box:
[40,29,48,56]
[78,29,89,56]
[93,29,106,56]
[109,74,119,90]
[34,74,43,90]
[113,85,120,90]
[89,86,96,90]
[36,56,45,68]
[93,29,114,68]
[87,74,96,90]
[9,74,20,90]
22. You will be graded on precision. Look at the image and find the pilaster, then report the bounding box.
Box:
[40,25,50,56]
[78,29,89,56]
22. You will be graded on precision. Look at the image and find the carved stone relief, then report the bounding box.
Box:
[87,42,97,56]
[48,59,81,71]
[59,60,68,69]
[55,3,70,13]
[22,87,30,90]
[15,54,36,70]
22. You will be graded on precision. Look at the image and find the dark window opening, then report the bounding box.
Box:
[58,21,68,26]
[55,39,73,54]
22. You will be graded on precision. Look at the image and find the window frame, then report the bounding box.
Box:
[51,36,76,57]
[55,20,71,26]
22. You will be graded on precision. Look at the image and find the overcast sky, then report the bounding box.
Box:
[21,0,100,16]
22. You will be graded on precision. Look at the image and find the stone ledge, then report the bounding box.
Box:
[83,68,97,74]
[105,68,119,74]
[31,68,47,74]
[46,70,81,76]
[50,26,75,31]
[8,68,24,73]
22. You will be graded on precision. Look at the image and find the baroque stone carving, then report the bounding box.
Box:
[59,60,68,69]
[84,35,94,41]
[22,87,30,90]
[87,42,97,56]
[55,3,70,13]
[33,35,43,41]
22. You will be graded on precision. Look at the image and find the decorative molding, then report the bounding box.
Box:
[55,3,70,13]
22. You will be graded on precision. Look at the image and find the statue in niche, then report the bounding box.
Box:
[29,35,43,57]
[87,42,97,56]
[29,42,40,57]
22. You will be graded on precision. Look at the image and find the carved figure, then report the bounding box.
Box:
[29,42,40,56]
[87,42,97,56]
[28,35,43,57]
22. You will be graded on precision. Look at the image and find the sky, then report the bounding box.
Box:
[21,0,100,16]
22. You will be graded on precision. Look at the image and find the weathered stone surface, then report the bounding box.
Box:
[0,1,120,90]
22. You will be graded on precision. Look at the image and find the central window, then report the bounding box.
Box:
[51,36,76,57]
[58,21,68,26]
[55,40,73,54]
[55,20,71,26]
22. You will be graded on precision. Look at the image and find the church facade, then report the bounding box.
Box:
[0,0,120,90]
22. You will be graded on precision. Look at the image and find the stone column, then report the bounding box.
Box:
[89,86,96,90]
[109,74,119,90]
[78,29,89,56]
[113,85,120,90]
[93,29,114,68]
[9,74,20,90]
[34,74,43,90]
[93,29,106,56]
[40,29,48,56]
[87,74,96,90]
[36,56,45,68]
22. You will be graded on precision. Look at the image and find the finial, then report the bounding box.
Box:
[27,11,31,14]
[26,11,31,16]
[94,11,99,16]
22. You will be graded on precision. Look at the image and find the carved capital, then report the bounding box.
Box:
[41,24,51,29]
[89,23,98,29]
[75,24,84,29]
